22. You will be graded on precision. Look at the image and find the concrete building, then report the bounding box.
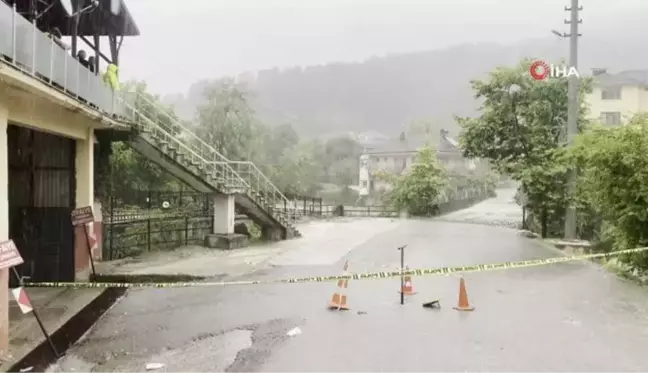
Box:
[0,1,306,358]
[587,68,648,126]
[0,0,141,356]
[358,129,485,196]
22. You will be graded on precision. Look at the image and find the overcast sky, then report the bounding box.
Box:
[115,0,648,94]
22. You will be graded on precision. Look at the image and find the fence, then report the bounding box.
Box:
[102,191,321,259]
[104,213,213,260]
[101,185,493,259]
[320,205,399,218]
[102,190,215,260]
[0,2,129,117]
[321,185,494,218]
[282,194,324,216]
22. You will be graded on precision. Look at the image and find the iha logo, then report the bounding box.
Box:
[529,60,580,80]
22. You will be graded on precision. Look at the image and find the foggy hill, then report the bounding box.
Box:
[164,27,648,138]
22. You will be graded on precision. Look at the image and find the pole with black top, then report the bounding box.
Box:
[398,245,406,305]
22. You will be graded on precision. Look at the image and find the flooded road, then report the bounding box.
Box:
[47,188,648,372]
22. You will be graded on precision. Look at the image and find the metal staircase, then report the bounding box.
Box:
[117,92,302,239]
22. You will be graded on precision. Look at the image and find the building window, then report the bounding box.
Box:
[361,180,368,188]
[600,112,622,126]
[601,87,622,100]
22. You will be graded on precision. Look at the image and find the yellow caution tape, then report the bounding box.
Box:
[24,246,648,289]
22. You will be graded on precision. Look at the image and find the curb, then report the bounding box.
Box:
[91,273,207,284]
[7,288,127,372]
[526,234,647,283]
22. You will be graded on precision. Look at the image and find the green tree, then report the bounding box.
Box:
[328,158,357,187]
[195,78,260,160]
[262,123,300,165]
[571,113,648,270]
[99,80,184,202]
[273,141,320,195]
[123,80,186,136]
[407,117,439,142]
[383,146,448,216]
[108,142,180,197]
[456,59,592,237]
[318,136,363,186]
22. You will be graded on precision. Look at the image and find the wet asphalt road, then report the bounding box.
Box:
[48,189,648,372]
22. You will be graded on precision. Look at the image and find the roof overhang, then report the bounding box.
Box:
[8,0,140,36]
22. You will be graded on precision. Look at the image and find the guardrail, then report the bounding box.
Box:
[0,2,127,117]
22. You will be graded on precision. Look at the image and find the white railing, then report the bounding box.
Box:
[124,90,301,222]
[0,2,127,117]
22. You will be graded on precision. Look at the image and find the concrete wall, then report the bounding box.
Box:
[0,63,122,353]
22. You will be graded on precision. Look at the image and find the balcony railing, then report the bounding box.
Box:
[0,1,127,118]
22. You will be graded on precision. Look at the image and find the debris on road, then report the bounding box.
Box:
[145,363,166,371]
[357,310,368,315]
[286,327,302,337]
[517,229,539,238]
[422,300,441,309]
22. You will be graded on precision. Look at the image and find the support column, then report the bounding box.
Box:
[213,193,235,235]
[262,226,283,241]
[74,127,94,281]
[204,193,247,250]
[0,104,9,357]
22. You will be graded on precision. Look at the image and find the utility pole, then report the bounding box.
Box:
[563,0,582,240]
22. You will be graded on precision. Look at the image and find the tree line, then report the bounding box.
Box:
[458,58,648,273]
[105,78,367,205]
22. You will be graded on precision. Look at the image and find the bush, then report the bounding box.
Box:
[571,114,648,271]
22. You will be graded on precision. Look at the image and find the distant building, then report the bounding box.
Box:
[358,129,486,196]
[587,68,648,126]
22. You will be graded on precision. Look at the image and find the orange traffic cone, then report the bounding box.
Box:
[328,261,350,311]
[453,277,475,311]
[398,266,417,295]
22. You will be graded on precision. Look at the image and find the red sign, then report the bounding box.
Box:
[0,239,23,270]
[11,287,33,314]
[71,206,94,226]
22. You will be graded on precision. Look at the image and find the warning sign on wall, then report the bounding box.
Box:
[71,206,95,226]
[0,239,24,270]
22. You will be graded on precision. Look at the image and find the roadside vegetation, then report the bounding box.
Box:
[458,58,648,276]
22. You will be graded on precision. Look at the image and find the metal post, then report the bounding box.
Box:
[147,218,151,251]
[83,224,97,280]
[564,0,581,240]
[49,37,54,81]
[11,268,59,358]
[398,245,406,305]
[11,3,16,61]
[185,216,189,245]
[30,19,36,75]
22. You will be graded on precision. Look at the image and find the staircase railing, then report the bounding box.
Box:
[118,91,301,222]
[229,161,302,220]
[118,96,247,190]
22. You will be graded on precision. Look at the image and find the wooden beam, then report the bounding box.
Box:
[108,35,119,66]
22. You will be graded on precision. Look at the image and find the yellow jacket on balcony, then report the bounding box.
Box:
[103,63,119,91]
